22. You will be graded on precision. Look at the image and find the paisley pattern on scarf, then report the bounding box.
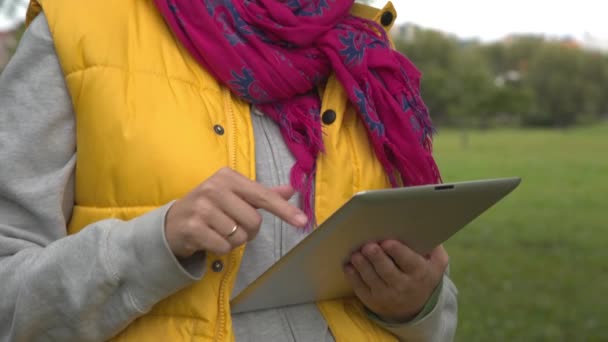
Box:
[156,0,441,226]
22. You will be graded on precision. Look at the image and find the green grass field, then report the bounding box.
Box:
[432,124,608,341]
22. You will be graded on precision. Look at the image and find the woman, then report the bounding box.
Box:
[0,0,457,340]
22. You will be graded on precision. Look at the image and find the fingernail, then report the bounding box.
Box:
[295,213,308,226]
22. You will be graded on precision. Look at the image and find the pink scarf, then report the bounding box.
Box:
[154,0,441,226]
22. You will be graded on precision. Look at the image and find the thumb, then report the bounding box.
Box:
[429,245,449,273]
[270,184,296,200]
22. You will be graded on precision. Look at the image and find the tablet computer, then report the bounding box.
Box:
[231,177,521,313]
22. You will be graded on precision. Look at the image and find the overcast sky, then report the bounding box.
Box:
[0,0,27,31]
[385,0,607,41]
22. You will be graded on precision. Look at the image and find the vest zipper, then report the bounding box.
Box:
[215,90,239,341]
[214,253,236,341]
[225,90,238,171]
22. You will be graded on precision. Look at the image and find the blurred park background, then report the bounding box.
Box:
[2,0,606,340]
[385,1,608,341]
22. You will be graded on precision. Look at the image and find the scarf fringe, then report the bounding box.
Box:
[289,163,317,231]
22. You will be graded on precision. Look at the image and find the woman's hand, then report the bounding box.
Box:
[344,241,448,322]
[164,167,308,258]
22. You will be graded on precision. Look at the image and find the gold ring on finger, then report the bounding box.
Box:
[226,225,239,238]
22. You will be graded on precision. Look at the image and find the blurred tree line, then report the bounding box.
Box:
[8,24,25,54]
[394,26,608,128]
[3,8,608,129]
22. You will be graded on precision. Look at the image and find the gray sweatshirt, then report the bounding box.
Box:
[0,14,458,341]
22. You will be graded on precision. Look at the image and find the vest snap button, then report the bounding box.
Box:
[380,11,394,27]
[212,260,224,272]
[213,124,225,135]
[322,109,337,125]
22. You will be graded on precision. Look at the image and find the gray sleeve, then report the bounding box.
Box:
[375,274,458,341]
[0,14,205,341]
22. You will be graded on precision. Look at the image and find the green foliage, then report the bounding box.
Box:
[395,27,608,128]
[7,23,25,56]
[435,124,608,340]
[4,13,607,128]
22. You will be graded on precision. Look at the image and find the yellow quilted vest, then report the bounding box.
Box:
[27,0,400,340]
